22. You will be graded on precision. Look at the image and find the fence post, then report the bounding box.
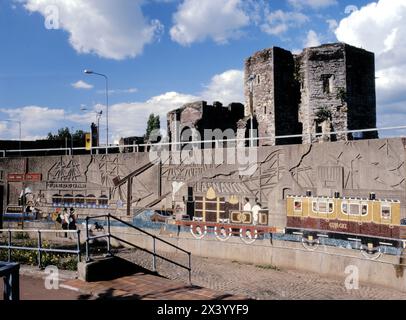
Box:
[85,217,90,262]
[37,230,42,269]
[107,214,112,256]
[152,237,156,272]
[8,230,11,262]
[188,253,192,285]
[77,230,81,263]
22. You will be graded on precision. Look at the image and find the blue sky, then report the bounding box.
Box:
[0,0,405,143]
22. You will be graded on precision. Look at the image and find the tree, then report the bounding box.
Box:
[46,127,86,147]
[145,114,160,140]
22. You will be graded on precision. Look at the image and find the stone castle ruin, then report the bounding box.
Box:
[168,42,378,146]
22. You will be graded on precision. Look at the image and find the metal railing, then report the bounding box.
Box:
[1,125,406,157]
[0,262,20,301]
[85,214,192,284]
[0,229,81,268]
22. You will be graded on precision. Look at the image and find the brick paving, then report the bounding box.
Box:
[0,275,82,300]
[64,273,247,300]
[115,248,406,300]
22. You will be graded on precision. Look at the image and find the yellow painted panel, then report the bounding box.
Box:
[392,202,401,226]
[302,198,310,218]
[287,197,294,217]
[372,201,381,223]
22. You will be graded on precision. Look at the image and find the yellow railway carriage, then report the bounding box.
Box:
[286,195,403,246]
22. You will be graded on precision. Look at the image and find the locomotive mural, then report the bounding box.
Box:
[286,194,406,251]
[175,187,280,244]
[175,186,406,255]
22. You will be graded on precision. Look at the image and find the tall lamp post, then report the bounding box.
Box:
[80,105,103,150]
[2,119,22,155]
[84,70,109,148]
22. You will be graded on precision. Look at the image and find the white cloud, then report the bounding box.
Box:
[261,10,309,35]
[201,69,244,105]
[0,106,65,140]
[1,69,243,143]
[335,0,406,132]
[20,0,163,60]
[304,30,321,47]
[170,0,251,45]
[288,0,338,10]
[83,92,199,143]
[72,80,93,90]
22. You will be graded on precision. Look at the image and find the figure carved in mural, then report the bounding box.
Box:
[48,158,83,182]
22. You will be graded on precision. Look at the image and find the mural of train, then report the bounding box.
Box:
[175,187,406,253]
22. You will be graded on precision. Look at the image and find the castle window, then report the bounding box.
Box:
[322,75,334,94]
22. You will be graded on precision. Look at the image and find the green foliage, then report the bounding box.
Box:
[315,107,332,123]
[336,87,347,104]
[145,113,160,140]
[0,239,78,271]
[46,127,86,147]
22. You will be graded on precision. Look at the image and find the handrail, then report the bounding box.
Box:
[85,214,192,284]
[0,262,20,300]
[2,125,406,157]
[0,229,81,268]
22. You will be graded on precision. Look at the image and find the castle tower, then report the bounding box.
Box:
[296,43,377,143]
[243,47,301,146]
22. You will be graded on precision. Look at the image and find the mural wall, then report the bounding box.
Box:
[0,138,405,225]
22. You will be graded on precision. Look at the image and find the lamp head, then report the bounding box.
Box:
[84,69,93,74]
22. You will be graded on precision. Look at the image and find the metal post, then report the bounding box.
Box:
[107,215,112,256]
[85,217,90,262]
[152,237,156,272]
[77,230,81,263]
[11,264,20,300]
[37,230,42,269]
[188,253,192,285]
[8,230,11,262]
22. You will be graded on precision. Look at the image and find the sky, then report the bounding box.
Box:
[0,0,405,144]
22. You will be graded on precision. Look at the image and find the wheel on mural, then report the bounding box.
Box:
[214,226,232,241]
[239,228,258,244]
[360,244,383,260]
[301,235,320,251]
[190,224,207,240]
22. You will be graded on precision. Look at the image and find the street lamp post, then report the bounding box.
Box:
[80,106,103,153]
[84,70,109,150]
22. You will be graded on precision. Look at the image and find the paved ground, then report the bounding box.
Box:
[115,249,406,300]
[3,251,406,300]
[0,275,82,300]
[64,273,246,300]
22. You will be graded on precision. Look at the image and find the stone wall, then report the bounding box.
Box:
[167,101,244,148]
[244,43,377,146]
[0,138,404,225]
